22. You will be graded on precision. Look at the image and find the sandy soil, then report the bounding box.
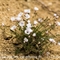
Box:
[0,0,60,60]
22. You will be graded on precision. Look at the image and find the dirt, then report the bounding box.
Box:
[0,0,60,60]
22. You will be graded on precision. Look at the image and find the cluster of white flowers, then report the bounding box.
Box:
[10,7,57,44]
[10,9,31,29]
[10,12,23,22]
[10,8,38,43]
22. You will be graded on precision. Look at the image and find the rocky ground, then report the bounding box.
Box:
[0,0,60,60]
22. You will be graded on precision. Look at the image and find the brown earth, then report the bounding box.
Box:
[0,0,60,60]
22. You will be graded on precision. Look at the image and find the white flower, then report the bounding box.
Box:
[24,9,30,13]
[56,16,59,19]
[49,38,56,43]
[38,18,43,22]
[26,23,32,28]
[54,14,57,17]
[24,37,28,43]
[10,17,16,21]
[25,28,33,35]
[25,14,30,19]
[16,17,22,21]
[2,23,5,26]
[27,20,30,23]
[46,31,48,33]
[19,20,25,27]
[17,12,23,17]
[34,20,38,25]
[34,7,39,11]
[58,42,60,45]
[10,25,16,31]
[56,21,60,26]
[33,33,36,37]
[46,52,50,56]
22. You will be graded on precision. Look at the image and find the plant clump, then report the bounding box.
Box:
[2,7,57,56]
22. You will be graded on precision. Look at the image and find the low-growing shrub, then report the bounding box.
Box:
[2,8,57,56]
